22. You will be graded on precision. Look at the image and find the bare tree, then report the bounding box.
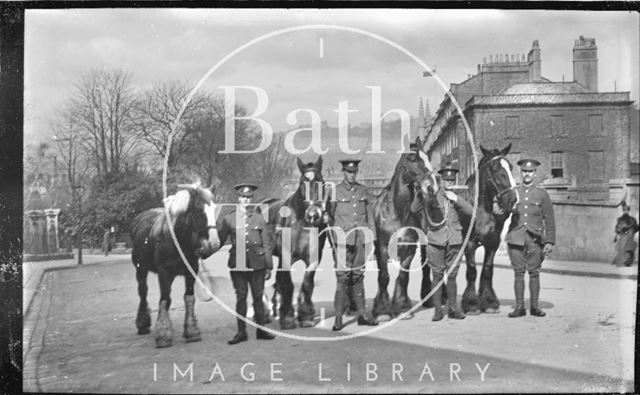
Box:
[132,80,208,168]
[71,68,139,178]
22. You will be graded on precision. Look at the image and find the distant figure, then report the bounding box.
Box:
[612,202,639,267]
[102,229,112,256]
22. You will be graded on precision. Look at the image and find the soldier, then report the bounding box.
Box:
[612,201,639,267]
[505,159,556,318]
[219,183,276,344]
[325,159,379,331]
[412,167,473,321]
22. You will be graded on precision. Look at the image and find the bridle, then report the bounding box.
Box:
[484,155,516,202]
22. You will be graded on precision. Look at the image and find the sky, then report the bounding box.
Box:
[24,9,639,146]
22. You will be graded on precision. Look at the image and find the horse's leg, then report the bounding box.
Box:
[420,245,434,308]
[155,267,175,348]
[391,244,417,318]
[461,240,481,314]
[135,266,151,334]
[478,245,500,313]
[183,269,202,342]
[297,267,317,327]
[276,268,297,330]
[372,242,393,321]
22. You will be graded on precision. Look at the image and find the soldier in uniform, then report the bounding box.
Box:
[505,159,556,318]
[325,159,379,331]
[412,168,473,321]
[218,183,276,344]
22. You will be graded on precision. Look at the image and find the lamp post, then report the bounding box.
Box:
[73,184,85,265]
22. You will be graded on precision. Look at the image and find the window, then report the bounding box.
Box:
[550,115,564,137]
[587,151,605,182]
[589,114,603,136]
[506,116,521,138]
[550,152,564,178]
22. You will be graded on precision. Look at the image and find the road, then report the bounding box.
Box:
[23,248,636,393]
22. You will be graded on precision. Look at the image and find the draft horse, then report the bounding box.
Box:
[130,182,220,348]
[372,138,439,320]
[459,144,518,314]
[265,156,330,329]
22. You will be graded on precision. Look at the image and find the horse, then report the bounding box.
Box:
[130,181,220,348]
[457,144,518,314]
[264,156,329,329]
[372,138,439,321]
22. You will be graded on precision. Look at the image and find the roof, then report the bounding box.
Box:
[500,82,591,95]
[467,92,632,107]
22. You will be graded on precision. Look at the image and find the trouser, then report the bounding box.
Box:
[333,243,370,319]
[230,269,266,332]
[427,243,462,310]
[507,232,543,309]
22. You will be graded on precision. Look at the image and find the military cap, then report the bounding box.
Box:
[233,183,258,197]
[409,143,419,151]
[517,159,541,171]
[339,159,361,173]
[438,168,459,181]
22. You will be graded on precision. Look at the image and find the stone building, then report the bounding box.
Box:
[424,37,634,203]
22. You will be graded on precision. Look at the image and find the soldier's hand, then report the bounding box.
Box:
[492,202,505,216]
[543,243,553,256]
[264,270,272,281]
[443,190,458,202]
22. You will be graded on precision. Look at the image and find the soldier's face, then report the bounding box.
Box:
[521,169,536,184]
[442,179,455,189]
[344,170,357,184]
[238,196,251,206]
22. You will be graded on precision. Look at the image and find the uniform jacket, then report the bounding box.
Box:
[506,184,556,246]
[411,189,473,247]
[218,207,273,270]
[327,180,377,245]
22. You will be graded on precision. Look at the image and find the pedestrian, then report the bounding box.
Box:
[218,183,276,345]
[102,228,111,256]
[612,201,639,267]
[325,159,379,331]
[505,159,556,318]
[411,167,473,321]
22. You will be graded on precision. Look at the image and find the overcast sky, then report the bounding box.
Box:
[24,9,639,144]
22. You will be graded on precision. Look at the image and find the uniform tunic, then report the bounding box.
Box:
[412,189,473,276]
[506,184,555,274]
[327,180,377,282]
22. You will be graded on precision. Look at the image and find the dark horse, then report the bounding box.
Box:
[265,156,329,329]
[458,144,518,314]
[372,138,439,321]
[130,182,220,347]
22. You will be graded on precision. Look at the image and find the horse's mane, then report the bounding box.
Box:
[164,183,213,218]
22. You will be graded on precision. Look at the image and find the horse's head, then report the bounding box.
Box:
[479,144,518,212]
[166,180,220,258]
[399,137,438,196]
[296,156,327,226]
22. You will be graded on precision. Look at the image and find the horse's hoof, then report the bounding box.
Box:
[299,320,316,328]
[183,333,202,343]
[376,314,392,322]
[137,327,151,335]
[484,307,500,314]
[421,301,434,309]
[401,312,415,320]
[155,336,173,348]
[280,318,297,330]
[465,309,481,316]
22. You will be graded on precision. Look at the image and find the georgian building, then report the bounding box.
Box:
[424,37,634,202]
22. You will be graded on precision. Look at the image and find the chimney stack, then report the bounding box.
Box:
[527,40,542,82]
[573,36,598,92]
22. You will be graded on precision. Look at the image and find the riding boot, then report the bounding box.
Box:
[508,273,526,318]
[183,295,202,342]
[354,278,378,326]
[446,279,465,320]
[228,298,248,345]
[333,280,347,331]
[431,274,444,321]
[529,274,546,317]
